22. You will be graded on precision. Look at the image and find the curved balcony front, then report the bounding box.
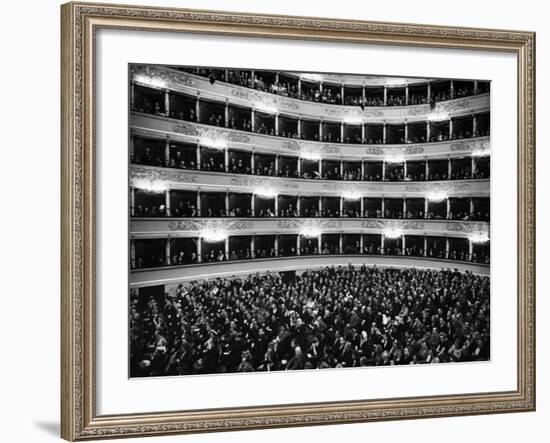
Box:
[130,165,490,198]
[130,217,489,240]
[129,255,489,288]
[131,113,491,161]
[131,65,490,123]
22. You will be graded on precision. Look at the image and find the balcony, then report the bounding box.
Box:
[131,64,490,123]
[131,112,491,161]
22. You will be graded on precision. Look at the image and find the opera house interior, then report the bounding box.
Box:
[128,65,491,377]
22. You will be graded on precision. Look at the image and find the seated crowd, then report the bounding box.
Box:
[133,149,490,182]
[130,265,490,376]
[176,67,486,107]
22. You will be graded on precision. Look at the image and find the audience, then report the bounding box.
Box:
[130,265,490,376]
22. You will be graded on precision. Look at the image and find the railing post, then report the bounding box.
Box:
[424,198,428,218]
[165,238,171,265]
[130,239,136,268]
[197,191,201,216]
[224,101,229,128]
[130,187,135,217]
[165,140,170,166]
[195,96,200,122]
[197,237,202,262]
[196,146,201,170]
[165,189,170,217]
[164,89,170,117]
[224,149,229,172]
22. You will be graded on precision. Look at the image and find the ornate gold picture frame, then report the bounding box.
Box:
[61,1,535,440]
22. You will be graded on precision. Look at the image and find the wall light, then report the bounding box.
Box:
[254,102,278,114]
[472,147,491,157]
[200,137,227,150]
[342,190,362,201]
[300,151,321,161]
[427,110,450,121]
[255,187,278,198]
[343,115,364,125]
[384,153,405,164]
[468,232,490,244]
[300,227,322,238]
[385,78,407,87]
[384,227,403,239]
[300,73,323,82]
[133,179,167,193]
[426,191,448,202]
[133,74,166,89]
[200,228,228,243]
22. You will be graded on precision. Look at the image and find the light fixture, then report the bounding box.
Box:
[472,147,491,157]
[343,115,364,125]
[300,226,322,238]
[427,110,450,121]
[468,232,490,244]
[254,102,278,114]
[200,137,227,150]
[133,74,166,89]
[300,151,321,161]
[384,227,403,239]
[342,190,362,201]
[255,187,278,198]
[384,152,405,164]
[133,178,167,193]
[385,78,406,87]
[300,73,323,82]
[200,228,228,243]
[426,191,448,202]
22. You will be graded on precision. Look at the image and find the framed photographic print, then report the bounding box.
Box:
[61,1,536,440]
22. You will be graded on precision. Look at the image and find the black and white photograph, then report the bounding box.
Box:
[128,64,491,378]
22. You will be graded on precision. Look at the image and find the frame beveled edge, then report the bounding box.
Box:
[60,1,536,441]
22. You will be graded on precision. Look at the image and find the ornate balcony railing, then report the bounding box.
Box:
[130,218,489,240]
[131,65,490,122]
[131,113,491,161]
[129,255,490,288]
[130,165,490,197]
